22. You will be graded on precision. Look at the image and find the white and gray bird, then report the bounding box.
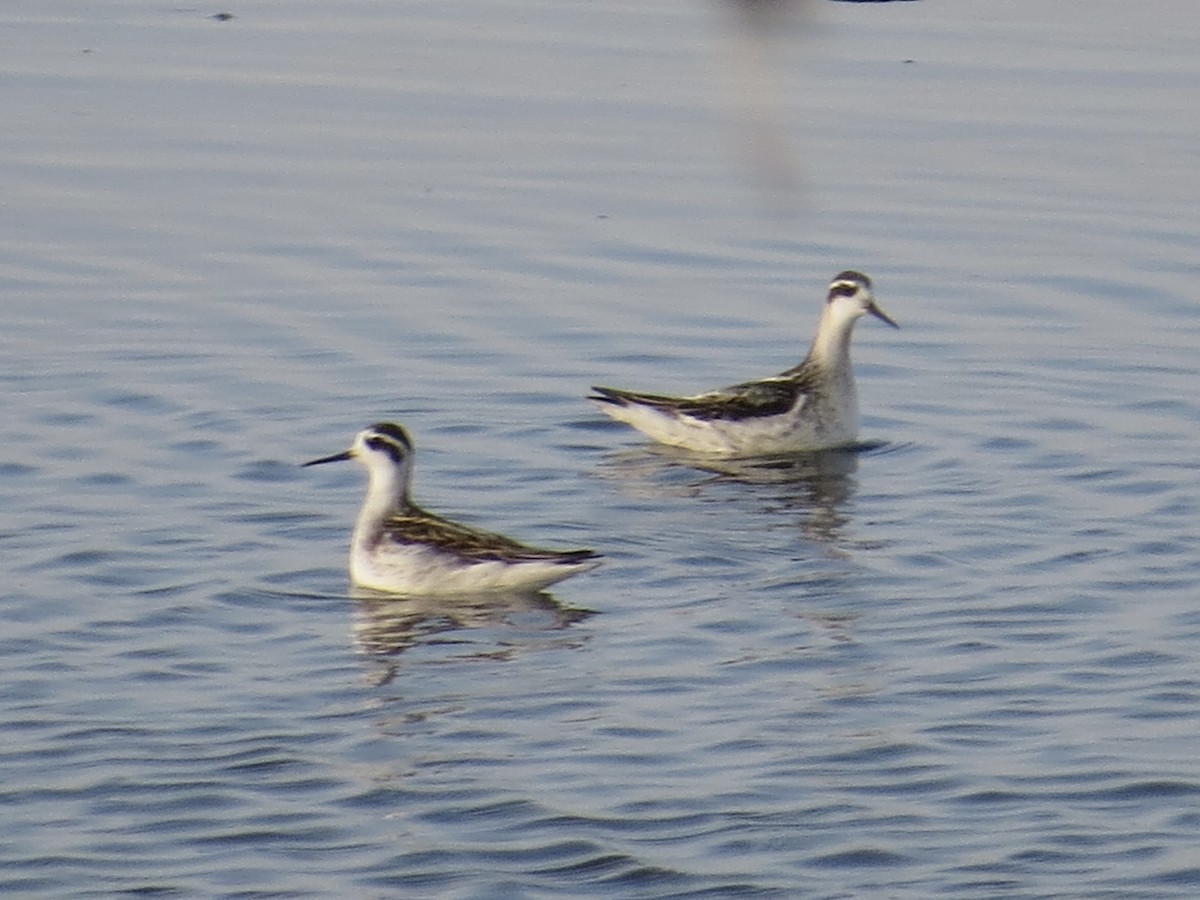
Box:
[304,423,601,596]
[590,271,898,456]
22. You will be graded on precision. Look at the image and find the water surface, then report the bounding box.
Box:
[2,0,1199,896]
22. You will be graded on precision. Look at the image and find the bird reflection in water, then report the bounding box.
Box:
[596,442,880,549]
[351,588,595,686]
[692,445,861,546]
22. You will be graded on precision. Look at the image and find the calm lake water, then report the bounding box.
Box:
[3,0,1199,896]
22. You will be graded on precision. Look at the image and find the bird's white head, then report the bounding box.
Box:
[303,422,416,503]
[824,271,899,330]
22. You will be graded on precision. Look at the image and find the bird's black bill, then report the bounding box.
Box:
[868,302,900,329]
[302,450,353,467]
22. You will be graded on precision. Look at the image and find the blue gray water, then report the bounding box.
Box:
[3,0,1199,896]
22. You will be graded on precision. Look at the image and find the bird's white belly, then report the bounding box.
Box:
[350,541,592,596]
[599,392,859,456]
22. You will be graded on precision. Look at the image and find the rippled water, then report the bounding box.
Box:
[4,0,1200,896]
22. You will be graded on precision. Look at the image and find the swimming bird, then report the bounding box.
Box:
[590,270,898,456]
[303,423,601,596]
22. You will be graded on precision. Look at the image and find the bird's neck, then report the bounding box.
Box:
[356,469,411,534]
[806,307,856,372]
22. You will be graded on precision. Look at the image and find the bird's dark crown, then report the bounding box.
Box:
[364,422,413,462]
[827,270,871,301]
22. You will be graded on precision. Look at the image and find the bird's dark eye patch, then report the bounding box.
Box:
[370,422,413,451]
[828,282,858,300]
[366,435,406,463]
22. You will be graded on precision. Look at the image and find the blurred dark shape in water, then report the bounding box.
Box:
[716,0,815,214]
[716,0,917,214]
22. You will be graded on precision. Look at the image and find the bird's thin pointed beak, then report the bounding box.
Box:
[302,449,353,467]
[868,301,900,329]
